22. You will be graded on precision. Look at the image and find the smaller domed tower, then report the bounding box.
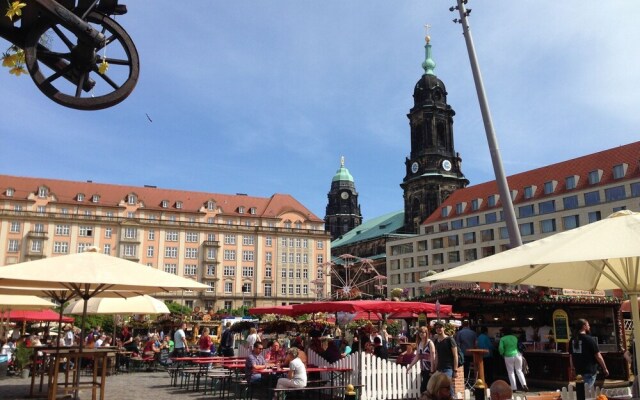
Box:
[324,157,362,240]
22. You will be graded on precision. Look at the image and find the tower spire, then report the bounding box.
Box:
[422,25,436,76]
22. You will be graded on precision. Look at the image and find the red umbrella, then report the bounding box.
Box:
[291,300,453,316]
[1,309,74,323]
[248,305,296,317]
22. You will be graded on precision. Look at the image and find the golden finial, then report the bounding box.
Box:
[424,24,431,44]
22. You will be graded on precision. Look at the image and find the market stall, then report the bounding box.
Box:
[421,283,627,388]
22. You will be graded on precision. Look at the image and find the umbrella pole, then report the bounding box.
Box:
[630,293,640,384]
[72,297,89,400]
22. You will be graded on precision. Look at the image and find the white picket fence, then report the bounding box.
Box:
[238,345,430,399]
[307,349,422,400]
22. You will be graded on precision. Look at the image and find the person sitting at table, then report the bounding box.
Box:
[95,334,106,348]
[275,347,307,394]
[364,341,375,355]
[373,336,389,360]
[143,335,160,358]
[340,339,352,358]
[246,342,267,384]
[285,341,308,367]
[198,327,214,357]
[320,337,341,363]
[396,343,416,366]
[265,340,285,366]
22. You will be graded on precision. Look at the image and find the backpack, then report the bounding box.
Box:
[449,337,464,367]
[457,345,465,367]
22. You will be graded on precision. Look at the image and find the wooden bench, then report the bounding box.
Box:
[273,383,363,400]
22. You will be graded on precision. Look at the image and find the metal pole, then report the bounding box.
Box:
[454,0,522,248]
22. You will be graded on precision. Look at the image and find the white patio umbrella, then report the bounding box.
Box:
[422,210,640,375]
[63,295,170,315]
[0,294,56,338]
[0,247,207,398]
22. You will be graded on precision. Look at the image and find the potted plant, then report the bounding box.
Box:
[14,343,33,379]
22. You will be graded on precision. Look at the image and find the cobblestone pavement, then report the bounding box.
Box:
[0,370,214,400]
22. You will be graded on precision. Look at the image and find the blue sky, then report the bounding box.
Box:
[2,1,639,222]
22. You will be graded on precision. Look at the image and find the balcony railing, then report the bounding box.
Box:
[27,231,48,239]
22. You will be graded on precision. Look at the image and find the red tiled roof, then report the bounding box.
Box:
[424,141,640,224]
[0,175,322,222]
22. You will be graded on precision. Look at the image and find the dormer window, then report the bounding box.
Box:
[510,190,518,201]
[37,186,48,198]
[588,169,602,185]
[6,188,14,197]
[487,194,499,207]
[206,201,215,211]
[544,181,557,195]
[92,195,100,203]
[250,207,256,215]
[238,206,245,214]
[176,201,182,209]
[161,200,169,208]
[455,202,466,214]
[565,175,578,190]
[441,206,451,218]
[127,194,136,205]
[613,163,628,179]
[524,185,536,199]
[77,193,85,202]
[471,198,482,211]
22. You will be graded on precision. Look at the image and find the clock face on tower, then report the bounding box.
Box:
[340,192,350,200]
[442,159,452,172]
[411,162,419,174]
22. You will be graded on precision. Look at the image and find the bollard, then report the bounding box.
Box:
[576,375,585,400]
[345,383,357,400]
[474,379,486,400]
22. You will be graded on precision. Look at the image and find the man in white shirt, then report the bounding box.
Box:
[64,325,75,347]
[173,322,188,357]
[95,334,106,348]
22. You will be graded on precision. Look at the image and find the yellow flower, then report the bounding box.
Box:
[14,49,24,64]
[2,53,17,67]
[98,60,109,74]
[9,65,26,76]
[5,1,26,21]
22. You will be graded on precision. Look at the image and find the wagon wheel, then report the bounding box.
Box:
[23,11,139,110]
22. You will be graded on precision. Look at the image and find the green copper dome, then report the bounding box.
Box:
[332,156,354,182]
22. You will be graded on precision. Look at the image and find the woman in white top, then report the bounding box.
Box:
[246,327,259,350]
[407,326,436,394]
[276,347,307,389]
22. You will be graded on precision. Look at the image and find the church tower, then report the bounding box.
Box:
[325,157,362,240]
[400,35,469,233]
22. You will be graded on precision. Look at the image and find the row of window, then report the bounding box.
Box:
[4,201,324,231]
[440,183,640,230]
[444,175,638,218]
[211,282,310,296]
[19,224,325,250]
